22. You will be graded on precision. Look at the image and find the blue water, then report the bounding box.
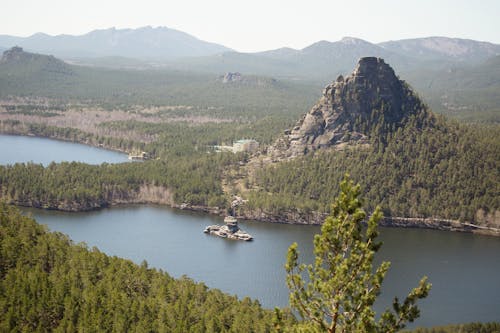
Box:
[25,205,500,328]
[2,134,500,328]
[0,134,128,165]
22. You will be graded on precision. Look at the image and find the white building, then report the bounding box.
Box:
[232,139,259,153]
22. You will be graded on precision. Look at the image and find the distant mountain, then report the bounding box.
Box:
[0,26,232,60]
[168,37,416,79]
[167,37,500,122]
[259,37,402,65]
[379,37,500,63]
[169,36,500,80]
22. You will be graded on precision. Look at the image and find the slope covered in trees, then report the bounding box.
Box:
[0,154,235,211]
[2,184,498,332]
[247,114,499,226]
[244,59,499,229]
[0,203,290,332]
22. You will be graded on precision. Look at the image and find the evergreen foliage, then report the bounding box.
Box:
[0,203,292,332]
[284,175,430,332]
[406,322,500,333]
[248,113,500,226]
[0,155,233,210]
[0,60,319,121]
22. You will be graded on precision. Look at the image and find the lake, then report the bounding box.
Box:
[0,134,129,165]
[3,135,500,328]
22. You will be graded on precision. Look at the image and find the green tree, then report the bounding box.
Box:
[285,175,431,332]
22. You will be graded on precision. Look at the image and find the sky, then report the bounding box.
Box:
[2,0,499,52]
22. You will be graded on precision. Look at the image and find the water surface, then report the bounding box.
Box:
[26,205,500,328]
[3,134,499,328]
[0,134,128,165]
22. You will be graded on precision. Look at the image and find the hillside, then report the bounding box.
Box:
[1,34,499,122]
[0,47,319,122]
[0,203,290,331]
[242,58,500,231]
[404,55,500,122]
[0,46,73,75]
[0,50,498,233]
[164,37,500,122]
[0,26,231,59]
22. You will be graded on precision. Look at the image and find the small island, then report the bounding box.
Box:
[204,216,253,241]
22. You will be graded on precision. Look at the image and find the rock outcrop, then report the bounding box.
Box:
[0,46,73,75]
[268,57,424,159]
[221,72,243,83]
[218,72,277,87]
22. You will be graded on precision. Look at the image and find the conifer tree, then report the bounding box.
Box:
[285,175,431,332]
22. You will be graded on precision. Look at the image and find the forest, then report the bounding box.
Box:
[0,155,235,211]
[0,203,290,332]
[0,87,499,228]
[245,112,500,227]
[1,28,499,333]
[1,194,499,332]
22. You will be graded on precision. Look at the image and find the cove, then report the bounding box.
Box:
[0,134,128,165]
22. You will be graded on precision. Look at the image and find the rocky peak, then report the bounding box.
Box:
[0,46,73,75]
[1,46,57,64]
[268,57,423,159]
[0,46,26,63]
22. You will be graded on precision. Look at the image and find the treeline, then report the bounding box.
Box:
[406,322,500,333]
[0,119,145,154]
[0,154,237,210]
[0,110,308,160]
[247,113,500,226]
[2,194,499,332]
[0,203,292,332]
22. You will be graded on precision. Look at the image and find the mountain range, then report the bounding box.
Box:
[1,27,499,122]
[0,26,231,60]
[168,36,500,80]
[0,27,498,71]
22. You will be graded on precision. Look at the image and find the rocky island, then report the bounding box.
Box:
[204,216,253,241]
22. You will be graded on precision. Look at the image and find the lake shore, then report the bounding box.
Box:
[6,195,500,237]
[1,131,499,237]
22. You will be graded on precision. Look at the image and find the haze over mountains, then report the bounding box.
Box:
[0,27,498,70]
[1,26,499,121]
[0,26,232,60]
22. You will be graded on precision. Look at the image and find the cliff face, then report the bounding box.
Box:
[269,57,424,159]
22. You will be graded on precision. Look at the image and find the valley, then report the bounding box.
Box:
[0,47,498,235]
[0,7,499,329]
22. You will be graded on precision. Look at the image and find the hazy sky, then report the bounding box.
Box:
[2,0,499,52]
